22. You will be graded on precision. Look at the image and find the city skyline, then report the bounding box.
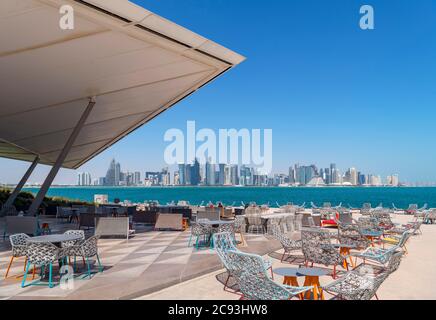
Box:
[0,0,435,185]
[3,156,435,187]
[69,158,402,188]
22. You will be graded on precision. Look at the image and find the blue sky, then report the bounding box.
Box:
[1,0,436,184]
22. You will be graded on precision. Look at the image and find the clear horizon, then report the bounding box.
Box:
[0,0,435,184]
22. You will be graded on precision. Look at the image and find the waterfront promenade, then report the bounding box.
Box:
[0,212,433,300]
[139,214,436,300]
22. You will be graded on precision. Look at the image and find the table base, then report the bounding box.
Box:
[282,276,304,300]
[303,276,324,300]
[339,247,355,269]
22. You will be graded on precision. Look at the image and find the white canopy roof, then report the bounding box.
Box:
[0,0,244,169]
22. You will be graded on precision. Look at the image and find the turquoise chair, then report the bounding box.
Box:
[22,242,68,288]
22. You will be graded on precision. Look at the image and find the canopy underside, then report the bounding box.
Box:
[0,0,244,169]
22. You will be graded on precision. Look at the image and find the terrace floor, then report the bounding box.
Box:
[1,214,434,300]
[138,214,436,300]
[0,218,280,300]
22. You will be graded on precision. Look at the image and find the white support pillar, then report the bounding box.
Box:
[27,97,96,216]
[1,156,39,215]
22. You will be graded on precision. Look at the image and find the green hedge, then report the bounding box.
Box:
[0,188,92,211]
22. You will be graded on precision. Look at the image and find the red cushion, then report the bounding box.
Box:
[321,219,337,227]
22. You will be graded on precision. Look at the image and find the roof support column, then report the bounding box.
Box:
[27,97,96,216]
[1,156,39,215]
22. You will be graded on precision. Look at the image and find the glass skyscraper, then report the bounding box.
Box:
[178,163,186,185]
[190,159,201,186]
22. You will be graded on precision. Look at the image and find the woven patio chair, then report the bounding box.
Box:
[270,224,301,263]
[322,270,389,300]
[213,232,273,291]
[352,244,400,268]
[357,217,381,233]
[336,212,353,225]
[61,230,85,248]
[246,213,265,234]
[227,249,312,300]
[22,242,68,288]
[188,222,212,250]
[327,251,404,300]
[370,210,396,230]
[234,215,246,246]
[388,220,422,236]
[293,214,303,231]
[338,223,370,251]
[66,235,103,277]
[360,203,372,216]
[353,251,404,276]
[218,222,235,234]
[301,215,315,228]
[301,228,345,278]
[424,210,436,224]
[209,222,236,249]
[381,231,412,254]
[4,233,36,279]
[62,230,86,266]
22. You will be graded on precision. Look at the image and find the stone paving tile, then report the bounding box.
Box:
[119,253,161,265]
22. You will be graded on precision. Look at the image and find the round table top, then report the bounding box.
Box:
[331,243,356,249]
[198,220,234,225]
[361,230,383,237]
[273,267,302,277]
[297,267,330,277]
[27,234,82,244]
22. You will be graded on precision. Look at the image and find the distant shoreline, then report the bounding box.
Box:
[16,185,435,189]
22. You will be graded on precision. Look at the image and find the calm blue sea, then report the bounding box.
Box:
[22,187,436,208]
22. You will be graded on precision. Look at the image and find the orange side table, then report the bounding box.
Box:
[297,267,330,300]
[332,244,356,269]
[273,268,305,300]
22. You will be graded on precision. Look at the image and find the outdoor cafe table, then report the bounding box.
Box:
[27,234,83,279]
[361,230,383,246]
[297,267,330,300]
[28,234,82,246]
[260,213,294,219]
[198,220,234,226]
[274,267,305,299]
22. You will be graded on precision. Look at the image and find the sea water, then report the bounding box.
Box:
[22,187,436,208]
